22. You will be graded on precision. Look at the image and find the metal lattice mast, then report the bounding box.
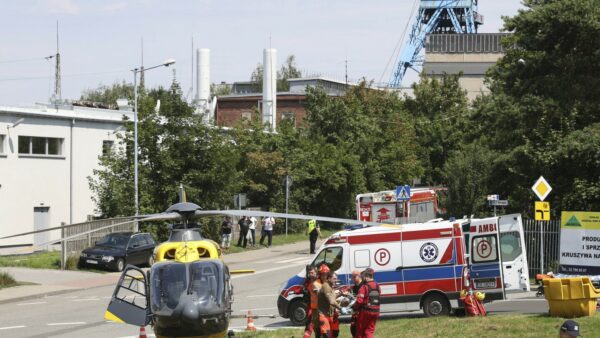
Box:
[389,0,483,88]
[54,21,62,102]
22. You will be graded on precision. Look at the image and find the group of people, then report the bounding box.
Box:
[220,215,275,251]
[303,264,380,338]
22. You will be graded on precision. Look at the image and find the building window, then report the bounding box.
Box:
[0,134,5,154]
[18,136,63,156]
[102,140,114,156]
[282,111,296,126]
[241,112,252,122]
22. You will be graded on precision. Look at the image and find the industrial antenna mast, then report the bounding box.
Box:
[54,21,62,103]
[388,0,483,88]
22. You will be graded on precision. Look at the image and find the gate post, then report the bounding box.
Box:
[60,222,66,270]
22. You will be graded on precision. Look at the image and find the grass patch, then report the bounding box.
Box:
[0,271,18,288]
[235,314,600,337]
[0,251,61,269]
[224,229,337,254]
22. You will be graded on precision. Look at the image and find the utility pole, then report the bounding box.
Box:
[140,38,145,89]
[345,59,348,86]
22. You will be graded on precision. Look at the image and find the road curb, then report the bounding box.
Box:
[0,287,83,305]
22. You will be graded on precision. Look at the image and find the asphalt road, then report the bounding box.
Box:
[0,242,548,338]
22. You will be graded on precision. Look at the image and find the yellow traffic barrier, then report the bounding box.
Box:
[543,277,600,317]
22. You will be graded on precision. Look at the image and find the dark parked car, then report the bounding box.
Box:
[79,232,157,272]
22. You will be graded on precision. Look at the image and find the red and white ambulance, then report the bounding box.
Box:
[277,214,529,324]
[356,187,440,224]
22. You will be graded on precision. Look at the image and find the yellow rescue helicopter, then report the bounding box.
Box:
[0,187,382,338]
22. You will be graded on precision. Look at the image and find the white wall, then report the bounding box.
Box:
[0,106,128,250]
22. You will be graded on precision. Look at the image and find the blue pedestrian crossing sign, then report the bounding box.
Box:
[396,185,411,201]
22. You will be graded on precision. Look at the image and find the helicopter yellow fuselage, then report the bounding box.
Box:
[153,240,221,263]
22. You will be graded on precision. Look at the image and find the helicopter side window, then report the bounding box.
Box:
[189,262,222,303]
[151,263,187,311]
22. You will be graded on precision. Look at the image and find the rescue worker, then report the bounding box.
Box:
[311,264,327,338]
[351,268,380,338]
[306,219,321,254]
[317,267,340,338]
[329,273,341,338]
[303,265,318,338]
[349,270,363,337]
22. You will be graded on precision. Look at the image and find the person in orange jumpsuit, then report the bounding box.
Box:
[303,265,317,338]
[349,270,363,337]
[351,268,380,338]
[311,264,328,338]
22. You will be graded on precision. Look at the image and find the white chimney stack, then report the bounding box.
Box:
[196,48,211,124]
[262,48,277,129]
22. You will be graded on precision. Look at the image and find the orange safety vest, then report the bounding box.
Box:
[310,280,322,310]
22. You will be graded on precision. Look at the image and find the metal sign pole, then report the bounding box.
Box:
[285,175,289,236]
[540,220,545,274]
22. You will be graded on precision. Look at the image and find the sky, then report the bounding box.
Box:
[0,0,525,106]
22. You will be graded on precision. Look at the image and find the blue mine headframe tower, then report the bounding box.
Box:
[389,0,483,88]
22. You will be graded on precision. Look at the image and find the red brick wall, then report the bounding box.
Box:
[215,95,308,128]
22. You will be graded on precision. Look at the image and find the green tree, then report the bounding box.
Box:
[80,81,133,108]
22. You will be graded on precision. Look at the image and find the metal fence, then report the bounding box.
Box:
[60,217,135,269]
[523,219,561,277]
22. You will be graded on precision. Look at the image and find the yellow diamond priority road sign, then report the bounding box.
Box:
[532,176,552,201]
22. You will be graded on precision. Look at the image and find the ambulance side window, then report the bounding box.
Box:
[500,231,522,262]
[313,246,343,271]
[354,249,370,268]
[471,235,498,263]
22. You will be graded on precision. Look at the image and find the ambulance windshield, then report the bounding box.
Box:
[313,246,343,271]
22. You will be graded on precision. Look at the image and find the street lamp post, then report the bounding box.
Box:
[132,59,175,229]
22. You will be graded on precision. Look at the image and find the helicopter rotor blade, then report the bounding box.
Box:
[193,210,387,228]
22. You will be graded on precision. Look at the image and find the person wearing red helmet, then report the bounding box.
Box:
[351,268,380,338]
[317,267,340,338]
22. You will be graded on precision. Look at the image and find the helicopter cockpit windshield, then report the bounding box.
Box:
[168,228,203,242]
[150,260,228,315]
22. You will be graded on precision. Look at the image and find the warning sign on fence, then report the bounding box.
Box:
[559,211,600,275]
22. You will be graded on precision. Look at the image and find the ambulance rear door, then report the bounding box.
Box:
[469,217,505,301]
[498,214,530,292]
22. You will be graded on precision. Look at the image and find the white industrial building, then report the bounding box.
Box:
[0,103,132,252]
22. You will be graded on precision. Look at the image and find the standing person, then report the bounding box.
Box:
[349,270,363,337]
[317,268,341,338]
[236,216,250,248]
[221,217,233,252]
[310,265,326,338]
[329,273,341,338]
[303,265,317,338]
[351,268,380,338]
[248,216,257,247]
[259,216,274,247]
[306,219,321,254]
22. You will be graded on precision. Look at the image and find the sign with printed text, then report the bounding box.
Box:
[559,211,600,275]
[534,201,550,221]
[395,185,411,202]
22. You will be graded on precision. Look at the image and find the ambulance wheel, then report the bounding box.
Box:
[289,300,308,326]
[423,294,450,317]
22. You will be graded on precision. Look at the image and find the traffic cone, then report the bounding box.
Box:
[246,310,256,331]
[139,326,147,338]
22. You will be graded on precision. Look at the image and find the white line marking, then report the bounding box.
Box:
[65,296,78,299]
[246,294,279,298]
[276,257,310,264]
[497,298,546,302]
[72,298,100,302]
[17,301,47,306]
[47,322,86,326]
[0,326,26,330]
[239,307,278,312]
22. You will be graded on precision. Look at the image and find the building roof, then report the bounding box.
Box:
[216,93,307,101]
[0,103,133,123]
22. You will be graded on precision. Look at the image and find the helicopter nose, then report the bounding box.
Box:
[181,301,199,323]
